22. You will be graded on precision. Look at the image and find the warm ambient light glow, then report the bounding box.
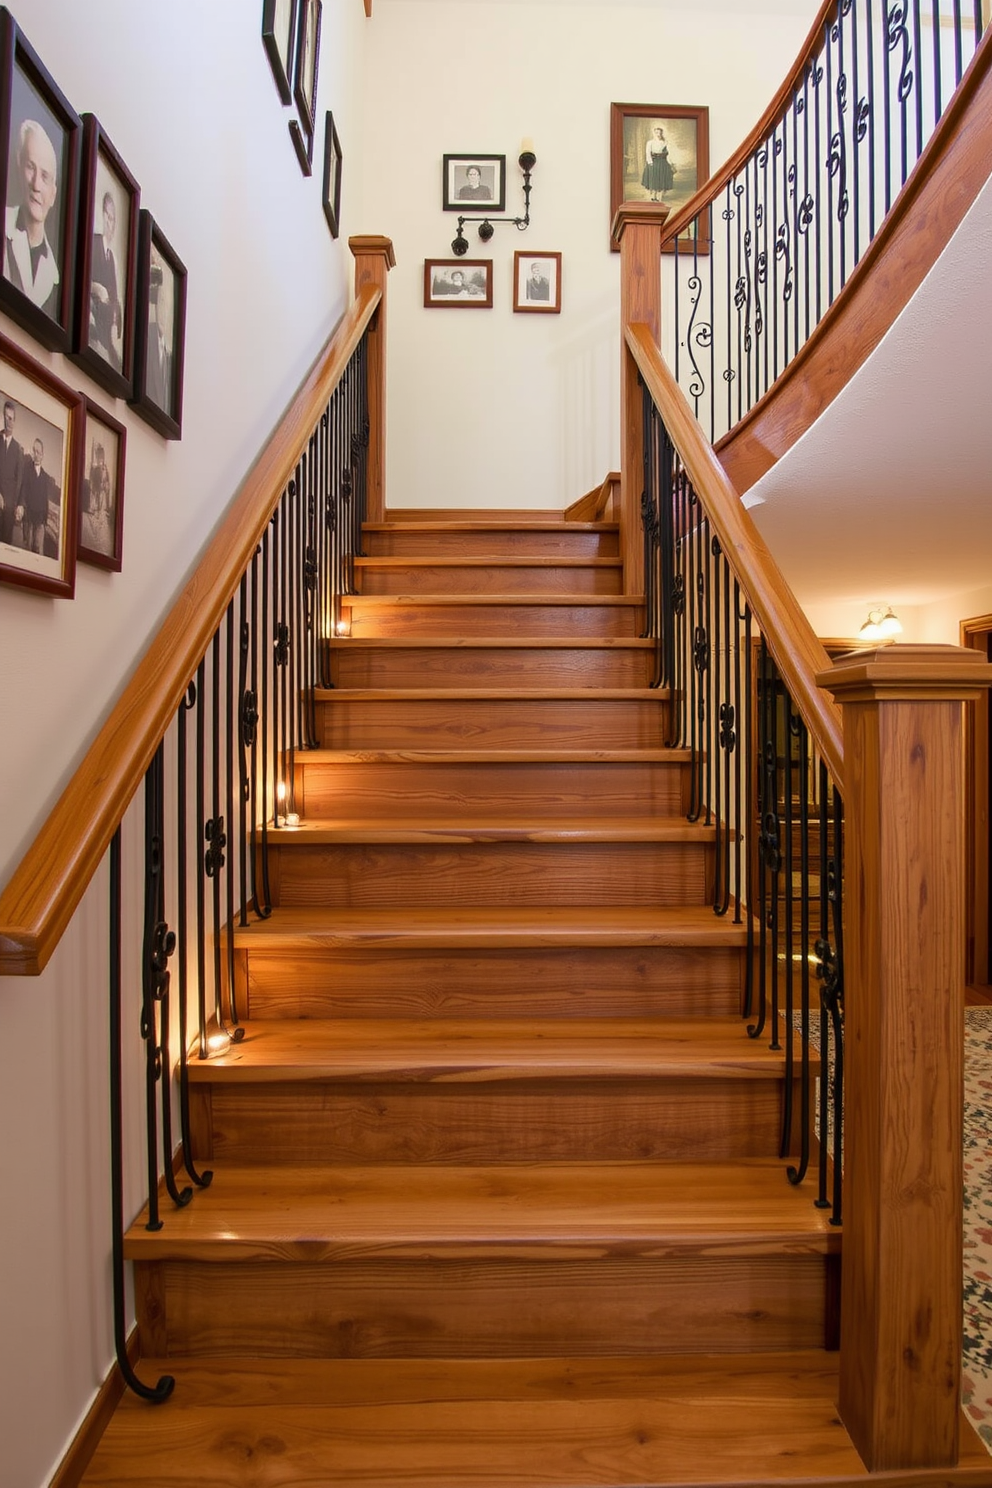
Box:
[336,618,350,636]
[207,1030,231,1055]
[859,605,902,641]
[276,781,287,804]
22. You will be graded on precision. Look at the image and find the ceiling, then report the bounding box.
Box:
[747,171,992,610]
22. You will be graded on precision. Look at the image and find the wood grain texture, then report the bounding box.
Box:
[364,524,619,559]
[242,942,746,1021]
[614,207,669,600]
[315,695,668,751]
[0,278,386,975]
[328,639,655,688]
[716,27,992,493]
[820,648,992,1471]
[625,323,844,793]
[355,558,623,596]
[342,596,644,640]
[349,237,395,522]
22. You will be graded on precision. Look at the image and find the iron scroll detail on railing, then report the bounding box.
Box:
[641,380,844,1224]
[664,0,986,444]
[104,329,372,1400]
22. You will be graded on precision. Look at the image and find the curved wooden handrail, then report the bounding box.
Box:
[625,320,845,795]
[660,0,836,250]
[715,21,992,491]
[0,283,382,976]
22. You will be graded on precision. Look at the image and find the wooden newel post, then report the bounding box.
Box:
[349,235,395,524]
[611,203,668,598]
[818,643,992,1472]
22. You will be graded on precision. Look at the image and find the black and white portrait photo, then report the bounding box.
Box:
[513,251,561,314]
[424,259,492,309]
[131,211,186,440]
[77,397,125,572]
[442,154,505,213]
[73,118,139,399]
[0,17,81,348]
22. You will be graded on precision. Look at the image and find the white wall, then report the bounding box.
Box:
[358,0,818,510]
[0,4,366,1485]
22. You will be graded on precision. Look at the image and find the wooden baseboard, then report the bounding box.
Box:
[48,1327,139,1488]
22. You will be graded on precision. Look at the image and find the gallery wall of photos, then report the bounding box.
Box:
[0,4,187,599]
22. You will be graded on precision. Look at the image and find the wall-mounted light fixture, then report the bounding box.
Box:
[451,140,536,256]
[859,605,903,641]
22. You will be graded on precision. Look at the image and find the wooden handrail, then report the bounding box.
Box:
[659,0,836,250]
[625,320,845,795]
[0,282,382,977]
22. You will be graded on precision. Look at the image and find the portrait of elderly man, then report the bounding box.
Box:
[4,116,61,318]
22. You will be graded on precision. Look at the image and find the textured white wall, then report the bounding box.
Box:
[0,4,366,1486]
[357,0,818,511]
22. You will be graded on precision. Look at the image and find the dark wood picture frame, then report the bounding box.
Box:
[423,259,492,309]
[322,111,342,238]
[72,116,139,401]
[513,251,561,314]
[76,394,125,572]
[0,8,81,351]
[609,102,710,253]
[442,154,505,213]
[130,210,187,441]
[0,328,82,598]
[290,0,321,174]
[262,0,298,106]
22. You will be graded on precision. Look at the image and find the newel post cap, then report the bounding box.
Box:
[349,235,396,269]
[817,643,992,703]
[611,202,670,251]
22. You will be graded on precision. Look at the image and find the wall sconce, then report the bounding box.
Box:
[451,140,536,255]
[859,605,902,641]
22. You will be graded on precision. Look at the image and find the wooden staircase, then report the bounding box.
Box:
[81,513,988,1486]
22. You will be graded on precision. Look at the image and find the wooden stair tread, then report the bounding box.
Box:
[355,556,622,569]
[232,904,749,950]
[85,1357,992,1488]
[330,637,654,649]
[125,1160,839,1260]
[189,1017,783,1084]
[294,748,690,764]
[267,816,716,845]
[364,520,618,532]
[314,687,664,701]
[343,594,645,608]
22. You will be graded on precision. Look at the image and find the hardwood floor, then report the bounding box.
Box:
[80,512,985,1485]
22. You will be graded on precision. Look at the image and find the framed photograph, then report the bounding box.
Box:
[442,154,505,213]
[513,251,561,314]
[262,0,298,106]
[0,9,81,351]
[610,103,709,253]
[72,116,139,401]
[130,211,187,441]
[76,394,125,572]
[423,259,492,309]
[290,0,321,173]
[0,330,82,598]
[322,111,342,238]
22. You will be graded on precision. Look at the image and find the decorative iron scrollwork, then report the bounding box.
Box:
[693,625,709,674]
[775,222,794,301]
[719,702,737,752]
[240,689,258,748]
[204,816,226,878]
[672,573,685,617]
[274,622,290,667]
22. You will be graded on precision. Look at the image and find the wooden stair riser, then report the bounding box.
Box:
[295,759,689,821]
[263,841,715,909]
[238,945,746,1021]
[190,1075,800,1166]
[315,698,670,751]
[328,644,655,688]
[356,562,623,596]
[362,526,619,559]
[134,1255,832,1360]
[342,601,644,640]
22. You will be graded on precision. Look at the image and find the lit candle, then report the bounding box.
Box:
[520,136,535,157]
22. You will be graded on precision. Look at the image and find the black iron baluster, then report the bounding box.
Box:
[815,761,835,1212]
[779,707,799,1159]
[787,716,813,1187]
[194,659,208,1057]
[932,0,942,126]
[176,680,211,1182]
[207,632,237,1043]
[237,575,252,929]
[224,601,242,1032]
[867,0,877,239]
[912,0,925,158]
[256,530,273,915]
[955,0,965,86]
[109,827,175,1404]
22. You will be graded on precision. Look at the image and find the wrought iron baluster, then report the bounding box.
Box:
[176,681,211,1181]
[786,716,813,1186]
[256,530,272,915]
[194,660,208,1057]
[224,601,242,1031]
[779,707,799,1158]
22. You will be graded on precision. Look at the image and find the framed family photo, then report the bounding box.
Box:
[72,115,139,401]
[0,9,81,351]
[289,0,321,174]
[76,394,125,572]
[262,0,298,106]
[609,103,709,252]
[442,154,505,213]
[322,111,341,238]
[0,330,82,598]
[130,211,187,441]
[424,259,492,309]
[513,251,561,314]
